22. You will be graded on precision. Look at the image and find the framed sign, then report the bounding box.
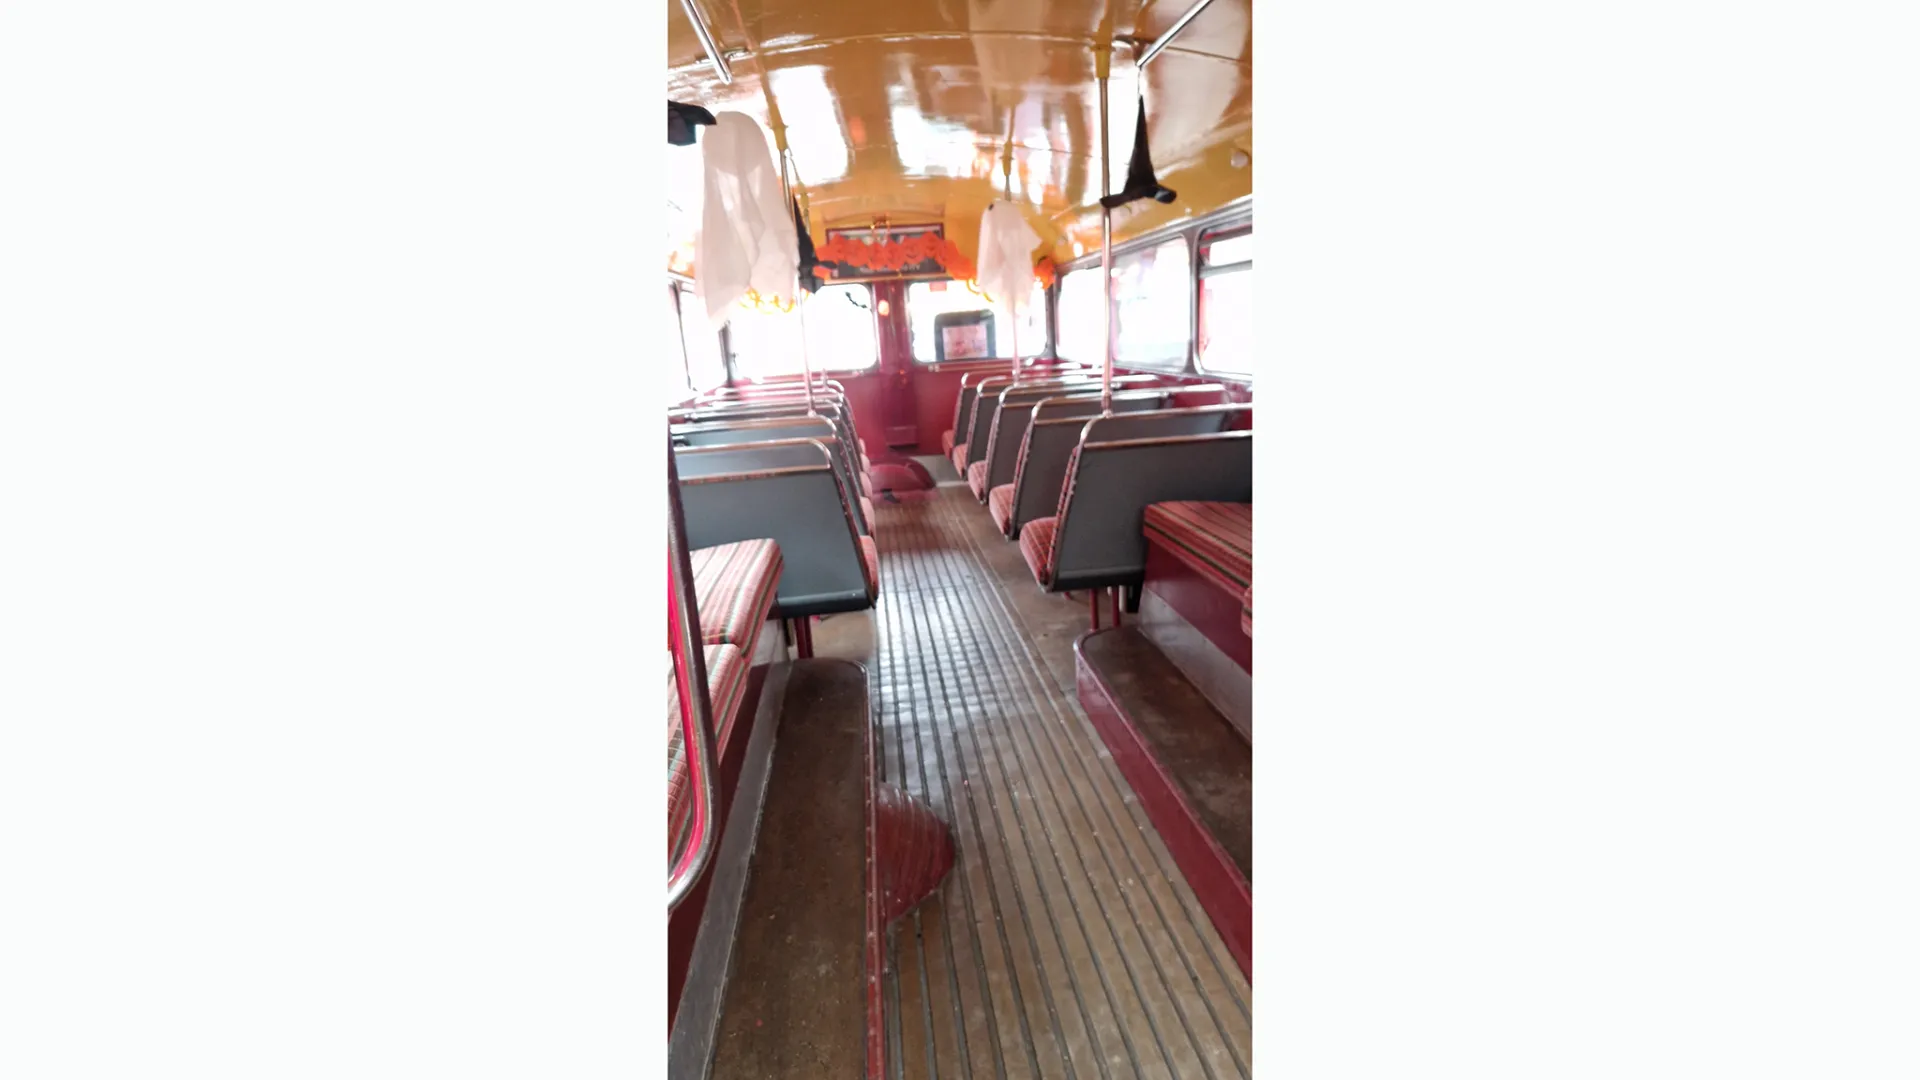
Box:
[934,310,996,362]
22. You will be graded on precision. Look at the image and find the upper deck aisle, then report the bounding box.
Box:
[813,485,1252,1080]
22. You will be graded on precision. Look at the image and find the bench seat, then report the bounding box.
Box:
[1019,516,1059,584]
[948,442,969,477]
[858,535,879,593]
[941,429,956,456]
[689,539,783,649]
[667,642,751,845]
[1141,501,1253,597]
[1242,585,1252,636]
[966,461,990,500]
[987,483,1016,534]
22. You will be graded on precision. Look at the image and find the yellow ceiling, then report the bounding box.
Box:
[665,0,1251,270]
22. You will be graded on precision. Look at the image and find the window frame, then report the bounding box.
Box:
[1194,221,1254,380]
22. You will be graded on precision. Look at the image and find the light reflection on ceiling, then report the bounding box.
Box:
[665,0,1251,269]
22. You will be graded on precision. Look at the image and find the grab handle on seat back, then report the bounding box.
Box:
[667,441,720,913]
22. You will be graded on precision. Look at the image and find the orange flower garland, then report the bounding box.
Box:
[809,234,1055,290]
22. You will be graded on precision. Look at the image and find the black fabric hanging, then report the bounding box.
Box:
[1099,90,1177,210]
[793,197,835,293]
[667,100,717,146]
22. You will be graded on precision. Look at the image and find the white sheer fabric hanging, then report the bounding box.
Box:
[695,113,798,329]
[975,200,1041,313]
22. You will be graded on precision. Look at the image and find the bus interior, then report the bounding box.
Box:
[666,2,1254,1076]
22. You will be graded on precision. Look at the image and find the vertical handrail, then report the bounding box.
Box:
[1096,44,1115,416]
[667,441,720,912]
[1003,139,1022,388]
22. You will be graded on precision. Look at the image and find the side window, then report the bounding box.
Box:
[1056,267,1104,365]
[676,284,729,392]
[666,284,691,401]
[906,280,1048,363]
[727,282,879,379]
[1196,225,1253,379]
[1111,236,1193,371]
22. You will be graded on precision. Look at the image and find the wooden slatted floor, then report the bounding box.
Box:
[850,485,1253,1080]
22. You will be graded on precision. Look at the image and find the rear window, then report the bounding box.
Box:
[906,280,1048,363]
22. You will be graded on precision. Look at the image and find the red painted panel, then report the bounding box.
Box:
[666,663,769,1030]
[1143,541,1253,672]
[1076,638,1252,980]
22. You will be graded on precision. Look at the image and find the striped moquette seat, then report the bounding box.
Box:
[987,483,1016,534]
[1017,444,1082,585]
[667,643,750,848]
[1142,501,1254,595]
[857,536,880,594]
[689,539,783,648]
[966,460,990,500]
[1241,585,1253,636]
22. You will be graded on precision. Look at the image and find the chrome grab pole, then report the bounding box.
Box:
[1003,143,1021,387]
[777,147,818,417]
[1136,0,1220,69]
[675,0,733,84]
[667,442,719,912]
[1097,46,1115,415]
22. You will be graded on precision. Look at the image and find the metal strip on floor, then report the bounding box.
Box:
[868,488,1253,1080]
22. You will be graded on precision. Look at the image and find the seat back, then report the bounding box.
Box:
[673,415,838,447]
[982,382,1190,497]
[962,374,1111,468]
[1009,403,1249,535]
[951,375,985,448]
[673,399,853,443]
[675,437,869,534]
[677,449,873,617]
[672,415,863,509]
[1048,430,1255,590]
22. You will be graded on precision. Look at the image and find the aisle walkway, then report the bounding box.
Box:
[854,486,1254,1080]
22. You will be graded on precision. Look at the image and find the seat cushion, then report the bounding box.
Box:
[940,429,956,456]
[987,483,1016,535]
[966,460,990,499]
[859,495,876,530]
[1241,585,1252,636]
[948,443,969,477]
[688,539,783,649]
[858,535,880,594]
[1019,515,1058,585]
[1142,501,1254,595]
[667,642,750,846]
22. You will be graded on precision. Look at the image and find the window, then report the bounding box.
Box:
[727,282,878,379]
[675,284,728,392]
[1197,225,1253,378]
[1055,236,1193,371]
[1056,267,1105,365]
[665,284,691,401]
[906,280,1048,363]
[1112,236,1192,371]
